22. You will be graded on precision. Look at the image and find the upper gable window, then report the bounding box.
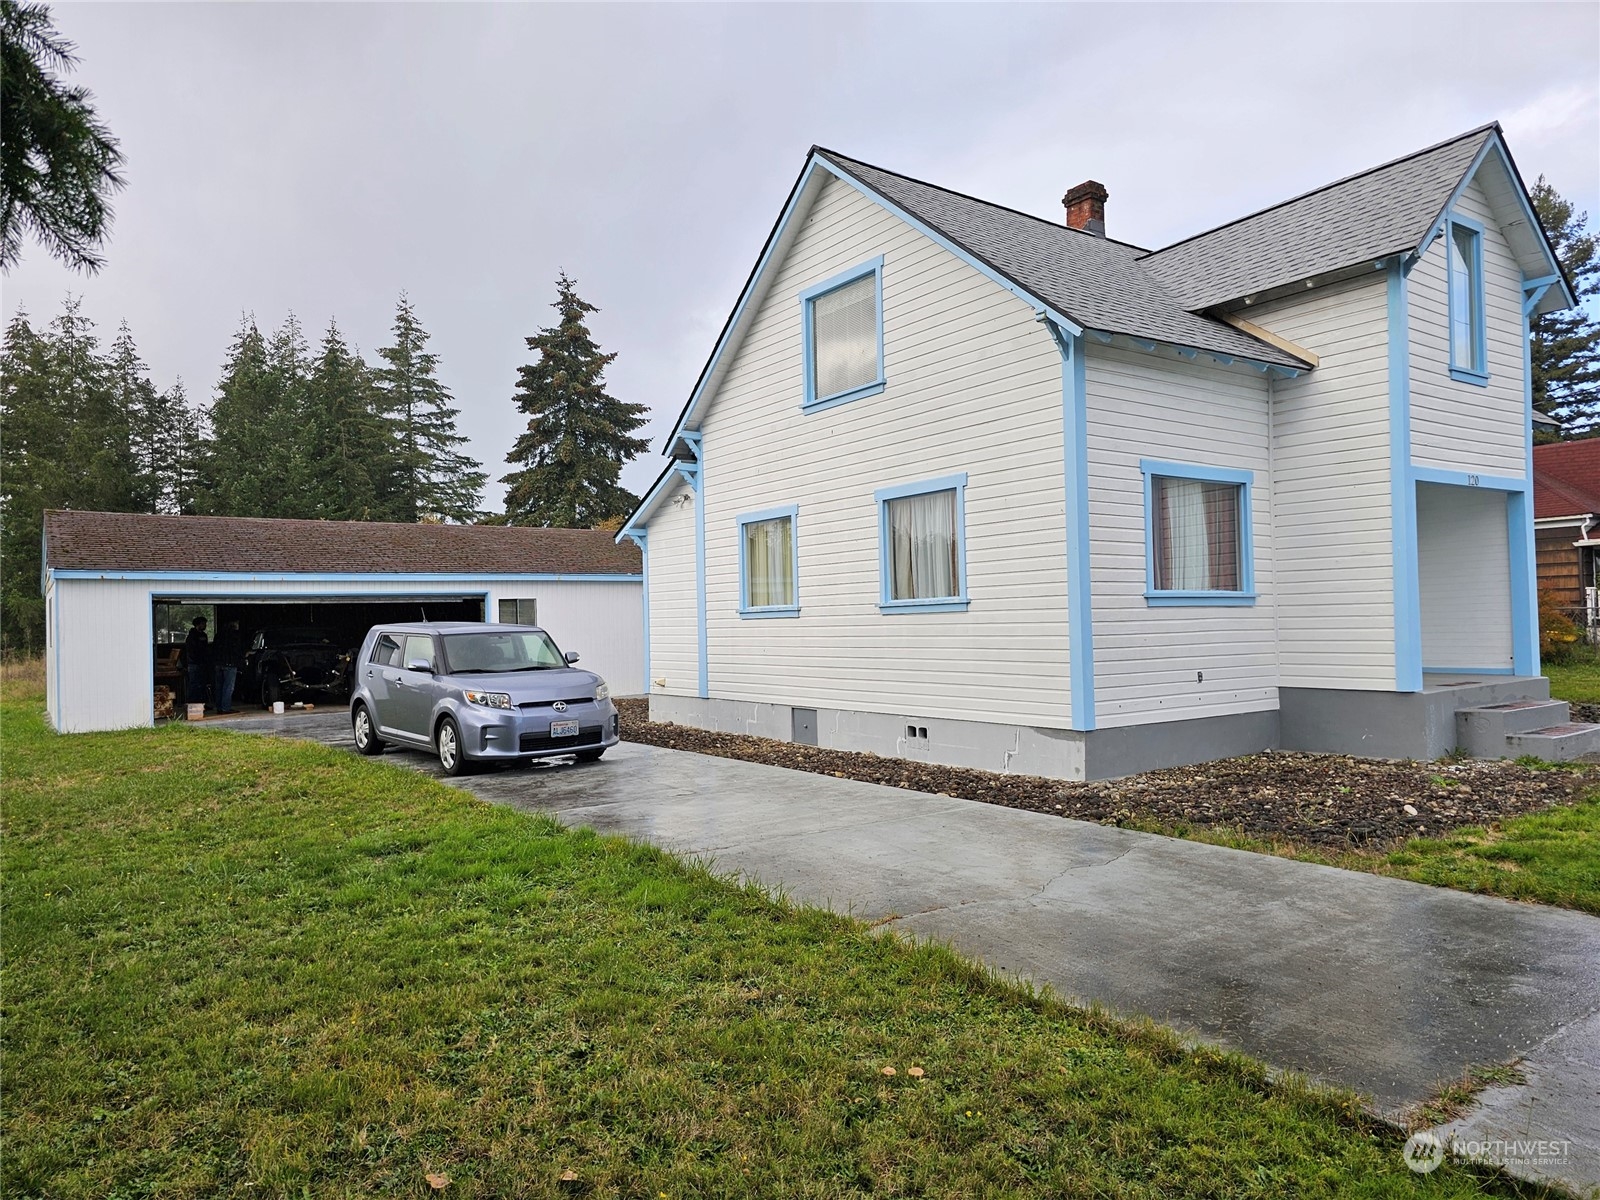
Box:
[1447,216,1488,385]
[799,256,885,412]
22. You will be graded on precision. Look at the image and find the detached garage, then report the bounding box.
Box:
[41,510,643,733]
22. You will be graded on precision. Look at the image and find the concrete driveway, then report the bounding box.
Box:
[230,708,1600,1193]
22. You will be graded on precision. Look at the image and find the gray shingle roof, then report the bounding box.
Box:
[816,150,1311,369]
[43,511,641,575]
[1139,126,1495,310]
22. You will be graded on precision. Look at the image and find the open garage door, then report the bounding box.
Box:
[154,595,484,716]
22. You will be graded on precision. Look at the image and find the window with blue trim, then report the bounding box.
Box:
[1447,217,1487,383]
[876,475,968,613]
[800,257,884,411]
[1140,460,1255,606]
[737,505,799,618]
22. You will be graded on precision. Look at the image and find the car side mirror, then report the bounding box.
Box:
[564,651,580,664]
[405,657,433,673]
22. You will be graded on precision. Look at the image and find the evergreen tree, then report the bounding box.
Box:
[200,313,313,517]
[0,0,125,272]
[154,377,202,514]
[1531,177,1600,439]
[374,293,484,522]
[305,319,396,520]
[502,274,648,527]
[107,320,161,511]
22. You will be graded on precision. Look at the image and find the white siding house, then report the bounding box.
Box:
[43,513,643,734]
[622,124,1582,778]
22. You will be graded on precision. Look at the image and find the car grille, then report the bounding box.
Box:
[519,725,604,752]
[517,697,595,711]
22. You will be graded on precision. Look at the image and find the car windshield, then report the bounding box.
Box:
[443,630,565,674]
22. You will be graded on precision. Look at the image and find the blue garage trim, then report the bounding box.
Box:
[1387,259,1423,693]
[1409,466,1529,493]
[1047,322,1095,731]
[1424,666,1516,676]
[1138,458,1256,606]
[49,570,641,583]
[1513,285,1540,676]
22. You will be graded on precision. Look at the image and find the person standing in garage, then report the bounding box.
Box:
[212,618,243,715]
[184,616,211,711]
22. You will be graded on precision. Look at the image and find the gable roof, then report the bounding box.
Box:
[43,511,641,576]
[1140,124,1572,313]
[1534,441,1600,521]
[815,150,1310,370]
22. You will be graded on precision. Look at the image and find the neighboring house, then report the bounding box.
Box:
[1534,439,1600,633]
[620,123,1588,779]
[42,511,643,733]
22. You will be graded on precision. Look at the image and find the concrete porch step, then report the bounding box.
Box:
[1504,722,1600,762]
[1456,700,1571,757]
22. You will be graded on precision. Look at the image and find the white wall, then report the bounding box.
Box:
[1409,176,1529,479]
[644,475,700,697]
[1246,272,1399,690]
[1417,483,1513,671]
[1084,344,1277,727]
[49,574,642,732]
[694,173,1072,727]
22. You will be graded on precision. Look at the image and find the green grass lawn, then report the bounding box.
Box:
[1129,794,1600,916]
[0,680,1554,1199]
[1544,657,1600,705]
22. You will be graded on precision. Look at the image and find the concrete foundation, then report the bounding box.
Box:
[651,674,1556,781]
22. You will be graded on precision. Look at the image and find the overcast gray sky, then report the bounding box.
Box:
[5,2,1597,507]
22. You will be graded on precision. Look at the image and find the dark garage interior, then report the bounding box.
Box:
[154,596,485,716]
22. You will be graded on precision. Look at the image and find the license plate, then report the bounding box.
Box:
[549,719,580,738]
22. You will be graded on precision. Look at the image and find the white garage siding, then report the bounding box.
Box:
[644,476,700,697]
[45,573,642,733]
[1417,483,1513,671]
[695,173,1072,727]
[1244,272,1399,690]
[1408,176,1530,479]
[1084,344,1277,728]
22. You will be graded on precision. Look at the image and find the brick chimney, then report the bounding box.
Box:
[1063,180,1108,236]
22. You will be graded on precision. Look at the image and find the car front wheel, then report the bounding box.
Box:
[437,716,468,776]
[352,703,384,755]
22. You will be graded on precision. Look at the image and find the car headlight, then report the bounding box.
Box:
[464,690,513,709]
[594,680,610,701]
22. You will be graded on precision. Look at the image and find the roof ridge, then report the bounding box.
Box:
[812,146,1154,254]
[1138,122,1500,262]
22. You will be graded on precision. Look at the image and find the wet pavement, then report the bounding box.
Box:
[223,708,1600,1193]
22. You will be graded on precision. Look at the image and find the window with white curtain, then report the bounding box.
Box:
[800,258,884,409]
[1147,472,1248,596]
[1448,218,1486,380]
[738,509,797,615]
[876,475,968,612]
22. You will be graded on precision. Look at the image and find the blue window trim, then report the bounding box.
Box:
[1139,459,1256,606]
[875,474,969,613]
[799,256,885,412]
[1445,213,1488,386]
[736,504,800,619]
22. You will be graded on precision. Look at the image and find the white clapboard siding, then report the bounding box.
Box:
[696,174,1072,726]
[1246,271,1399,689]
[1417,483,1513,669]
[1084,344,1277,727]
[644,476,700,696]
[1409,177,1529,478]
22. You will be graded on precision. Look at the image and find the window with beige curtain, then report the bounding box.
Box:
[1151,477,1241,591]
[742,516,795,608]
[887,489,959,600]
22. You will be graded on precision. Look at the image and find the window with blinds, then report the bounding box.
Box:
[801,258,884,408]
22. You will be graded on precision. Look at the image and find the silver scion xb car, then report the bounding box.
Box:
[349,622,618,774]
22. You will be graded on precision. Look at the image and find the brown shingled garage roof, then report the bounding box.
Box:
[43,510,641,576]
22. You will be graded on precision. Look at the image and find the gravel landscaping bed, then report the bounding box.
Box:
[616,698,1597,849]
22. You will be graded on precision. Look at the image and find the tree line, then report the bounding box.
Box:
[0,281,649,655]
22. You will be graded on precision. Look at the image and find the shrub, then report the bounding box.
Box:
[1540,590,1584,661]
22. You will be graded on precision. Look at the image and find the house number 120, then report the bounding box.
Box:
[1466,474,1480,486]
